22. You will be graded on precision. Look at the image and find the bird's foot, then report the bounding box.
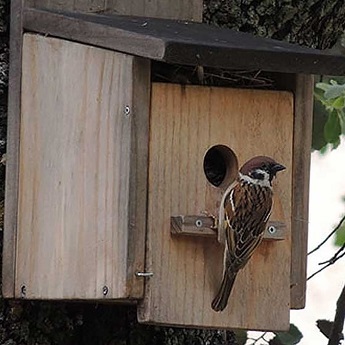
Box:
[201,210,218,231]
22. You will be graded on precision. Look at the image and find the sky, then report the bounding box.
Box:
[248,139,345,344]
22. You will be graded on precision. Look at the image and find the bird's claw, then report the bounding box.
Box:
[201,210,218,231]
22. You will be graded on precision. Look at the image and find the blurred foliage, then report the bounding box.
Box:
[314,78,345,248]
[313,76,345,152]
[244,324,302,345]
[335,196,345,247]
[269,324,303,345]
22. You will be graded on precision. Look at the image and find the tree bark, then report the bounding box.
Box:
[204,0,345,49]
[1,0,345,344]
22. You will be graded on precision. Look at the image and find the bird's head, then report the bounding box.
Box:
[239,156,285,188]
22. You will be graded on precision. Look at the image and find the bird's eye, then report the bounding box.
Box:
[251,171,264,180]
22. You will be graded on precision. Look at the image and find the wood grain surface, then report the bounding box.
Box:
[138,83,293,331]
[15,34,149,300]
[2,0,24,298]
[290,74,313,309]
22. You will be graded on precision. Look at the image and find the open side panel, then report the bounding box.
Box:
[15,34,149,300]
[139,83,293,331]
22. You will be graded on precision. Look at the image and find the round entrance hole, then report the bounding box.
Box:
[203,145,238,187]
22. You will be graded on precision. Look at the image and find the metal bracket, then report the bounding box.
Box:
[171,215,286,241]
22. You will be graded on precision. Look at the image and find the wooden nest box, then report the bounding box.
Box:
[4,2,345,332]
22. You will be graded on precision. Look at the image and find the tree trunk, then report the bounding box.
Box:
[204,0,345,49]
[1,0,345,344]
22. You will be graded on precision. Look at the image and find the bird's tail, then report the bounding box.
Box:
[211,271,237,312]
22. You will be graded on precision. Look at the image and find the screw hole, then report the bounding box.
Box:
[203,145,238,187]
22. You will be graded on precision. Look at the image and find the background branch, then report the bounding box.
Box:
[328,284,345,345]
[308,214,345,255]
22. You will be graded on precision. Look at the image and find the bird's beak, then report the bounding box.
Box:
[272,163,286,173]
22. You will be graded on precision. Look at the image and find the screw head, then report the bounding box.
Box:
[102,286,109,296]
[124,105,131,117]
[20,285,26,298]
[268,226,277,234]
[195,219,203,228]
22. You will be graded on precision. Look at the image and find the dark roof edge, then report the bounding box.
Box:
[23,7,345,76]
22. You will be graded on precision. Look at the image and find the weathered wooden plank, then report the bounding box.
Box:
[2,0,24,298]
[138,83,293,331]
[126,57,151,297]
[16,34,149,300]
[171,216,286,240]
[290,75,313,309]
[23,8,345,75]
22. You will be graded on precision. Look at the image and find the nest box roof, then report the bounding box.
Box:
[24,7,345,75]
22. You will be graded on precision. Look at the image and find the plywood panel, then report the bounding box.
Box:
[16,34,150,300]
[139,83,293,331]
[25,0,202,20]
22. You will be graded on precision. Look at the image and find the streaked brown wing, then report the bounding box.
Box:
[224,182,272,269]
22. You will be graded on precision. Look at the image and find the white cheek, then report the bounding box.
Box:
[239,171,272,189]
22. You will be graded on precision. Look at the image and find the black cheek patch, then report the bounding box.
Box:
[251,171,264,180]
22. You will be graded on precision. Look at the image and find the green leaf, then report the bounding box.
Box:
[312,100,328,151]
[319,144,330,154]
[339,110,345,135]
[331,137,341,150]
[324,110,341,144]
[269,324,303,345]
[335,219,345,247]
[331,97,345,110]
[324,84,345,99]
[316,82,331,92]
[234,330,248,345]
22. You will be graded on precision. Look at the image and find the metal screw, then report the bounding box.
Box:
[102,285,109,296]
[195,219,203,228]
[124,105,131,117]
[136,272,154,277]
[21,285,26,298]
[268,226,277,234]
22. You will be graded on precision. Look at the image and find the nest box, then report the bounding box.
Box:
[4,3,345,332]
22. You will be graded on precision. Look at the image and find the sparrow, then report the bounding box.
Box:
[211,156,285,312]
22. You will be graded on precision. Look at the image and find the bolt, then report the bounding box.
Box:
[195,219,203,228]
[268,226,277,234]
[124,105,131,117]
[102,285,109,296]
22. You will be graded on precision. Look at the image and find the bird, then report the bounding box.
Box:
[211,156,286,312]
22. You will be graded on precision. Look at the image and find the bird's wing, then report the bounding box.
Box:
[218,180,238,245]
[224,182,273,269]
